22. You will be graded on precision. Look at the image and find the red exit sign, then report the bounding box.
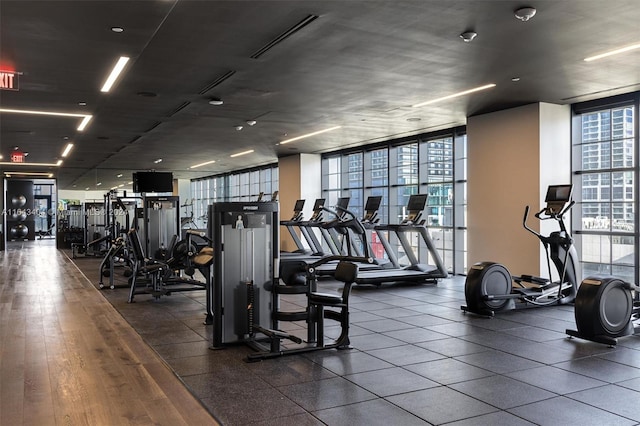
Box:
[11,151,25,163]
[0,70,18,91]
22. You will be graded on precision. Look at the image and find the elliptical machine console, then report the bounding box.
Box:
[462,184,580,316]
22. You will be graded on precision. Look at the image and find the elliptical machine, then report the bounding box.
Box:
[462,184,580,316]
[566,276,639,346]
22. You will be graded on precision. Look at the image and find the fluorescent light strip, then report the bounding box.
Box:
[0,161,61,167]
[3,171,54,177]
[77,115,92,131]
[101,56,130,92]
[230,149,254,158]
[412,83,497,108]
[0,108,93,131]
[61,143,74,157]
[279,125,342,145]
[190,160,216,169]
[584,43,640,62]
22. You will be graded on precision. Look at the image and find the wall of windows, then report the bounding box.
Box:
[190,164,278,228]
[572,93,639,284]
[321,129,467,274]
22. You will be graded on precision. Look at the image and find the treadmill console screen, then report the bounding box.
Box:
[312,198,325,211]
[337,197,350,209]
[293,199,305,212]
[407,194,428,212]
[365,196,382,212]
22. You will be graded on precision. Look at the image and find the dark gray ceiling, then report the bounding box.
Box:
[1,0,640,190]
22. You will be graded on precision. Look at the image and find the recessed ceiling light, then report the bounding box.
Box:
[137,91,157,97]
[100,56,130,92]
[584,42,640,62]
[208,98,224,105]
[154,158,163,164]
[117,173,123,178]
[514,7,536,22]
[235,125,243,131]
[78,101,87,106]
[190,160,216,169]
[412,84,496,108]
[230,149,254,158]
[511,77,521,82]
[459,31,477,42]
[278,126,342,145]
[96,182,102,186]
[246,120,257,126]
[111,26,124,33]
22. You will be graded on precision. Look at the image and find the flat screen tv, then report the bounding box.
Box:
[133,172,173,193]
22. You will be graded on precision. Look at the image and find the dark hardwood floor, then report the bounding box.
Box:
[0,240,217,425]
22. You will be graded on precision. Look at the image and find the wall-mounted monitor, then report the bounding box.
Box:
[132,172,173,193]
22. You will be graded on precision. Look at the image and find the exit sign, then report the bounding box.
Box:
[0,70,18,91]
[11,151,25,163]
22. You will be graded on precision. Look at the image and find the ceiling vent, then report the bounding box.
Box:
[198,70,236,95]
[250,14,319,59]
[167,101,190,117]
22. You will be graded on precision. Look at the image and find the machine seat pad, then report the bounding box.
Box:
[309,292,343,306]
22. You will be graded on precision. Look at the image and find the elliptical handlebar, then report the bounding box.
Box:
[523,198,575,238]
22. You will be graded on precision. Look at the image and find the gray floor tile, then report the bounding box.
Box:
[596,346,640,368]
[449,375,555,409]
[348,332,406,351]
[455,349,543,374]
[278,376,376,411]
[568,384,640,421]
[368,344,445,366]
[386,386,497,424]
[249,413,325,426]
[382,327,447,343]
[245,355,337,386]
[555,356,640,383]
[404,357,494,385]
[310,350,395,375]
[508,396,636,426]
[506,365,607,394]
[313,398,429,426]
[355,318,415,333]
[417,337,491,357]
[344,366,439,396]
[445,411,536,425]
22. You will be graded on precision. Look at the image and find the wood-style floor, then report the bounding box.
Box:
[0,240,217,425]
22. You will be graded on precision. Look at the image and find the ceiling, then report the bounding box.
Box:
[1,0,640,191]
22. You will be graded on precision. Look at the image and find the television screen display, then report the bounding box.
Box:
[133,172,173,193]
[407,194,428,212]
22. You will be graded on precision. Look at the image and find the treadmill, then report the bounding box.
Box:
[353,194,448,285]
[280,199,317,255]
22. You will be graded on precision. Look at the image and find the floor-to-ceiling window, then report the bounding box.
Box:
[572,93,639,284]
[320,129,467,274]
[190,164,278,228]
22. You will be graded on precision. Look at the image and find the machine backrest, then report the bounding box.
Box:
[127,228,146,262]
[334,261,358,284]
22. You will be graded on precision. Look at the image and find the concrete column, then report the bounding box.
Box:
[467,103,570,277]
[277,153,321,251]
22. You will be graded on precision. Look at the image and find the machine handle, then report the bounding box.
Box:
[522,205,541,238]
